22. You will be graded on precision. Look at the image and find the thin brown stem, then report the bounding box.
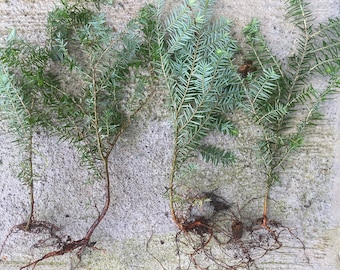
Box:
[77,157,111,256]
[262,185,269,227]
[25,130,34,231]
[169,151,180,228]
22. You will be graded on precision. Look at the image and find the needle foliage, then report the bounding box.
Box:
[0,0,159,266]
[45,2,154,173]
[1,0,339,268]
[0,31,60,230]
[155,0,241,227]
[239,0,340,225]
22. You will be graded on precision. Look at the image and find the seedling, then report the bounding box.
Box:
[0,31,57,231]
[239,0,340,228]
[150,0,241,268]
[1,1,158,268]
[155,0,239,230]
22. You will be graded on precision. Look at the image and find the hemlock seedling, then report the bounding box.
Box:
[155,0,240,230]
[239,0,340,227]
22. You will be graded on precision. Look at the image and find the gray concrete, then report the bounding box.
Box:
[0,0,340,269]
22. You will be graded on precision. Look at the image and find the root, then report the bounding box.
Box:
[173,196,308,269]
[0,220,61,261]
[20,238,96,270]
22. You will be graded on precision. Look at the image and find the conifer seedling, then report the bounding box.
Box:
[155,0,240,230]
[239,0,340,227]
[0,31,58,231]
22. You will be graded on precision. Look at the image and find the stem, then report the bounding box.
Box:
[75,65,111,253]
[77,157,110,255]
[158,41,181,229]
[26,130,34,231]
[77,52,160,251]
[169,151,181,228]
[262,184,269,227]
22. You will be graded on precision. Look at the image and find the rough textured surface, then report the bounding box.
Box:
[0,0,340,269]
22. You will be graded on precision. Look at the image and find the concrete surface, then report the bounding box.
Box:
[0,0,340,269]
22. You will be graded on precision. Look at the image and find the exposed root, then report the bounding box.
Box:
[20,238,96,270]
[155,191,308,270]
[0,220,61,262]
